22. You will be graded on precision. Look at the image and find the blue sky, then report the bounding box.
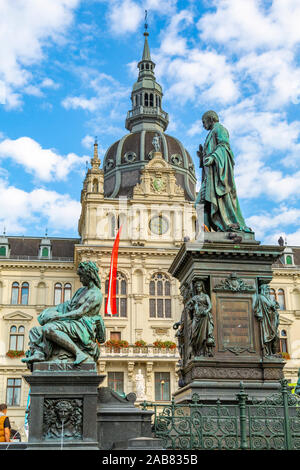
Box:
[0,0,300,245]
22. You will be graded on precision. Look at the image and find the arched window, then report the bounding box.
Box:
[144,93,149,107]
[277,289,286,310]
[0,246,6,256]
[286,255,293,265]
[149,273,172,318]
[11,282,19,305]
[9,325,25,351]
[105,272,127,317]
[64,283,72,302]
[146,63,149,70]
[21,282,29,305]
[150,93,154,107]
[54,283,62,305]
[279,329,288,354]
[92,179,98,192]
[269,288,276,303]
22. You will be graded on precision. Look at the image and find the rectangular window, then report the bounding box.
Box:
[120,298,127,317]
[155,372,170,401]
[108,372,124,394]
[165,299,171,318]
[6,378,22,406]
[149,299,156,318]
[280,338,288,353]
[110,332,121,342]
[157,299,164,318]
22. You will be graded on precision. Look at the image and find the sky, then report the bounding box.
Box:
[0,0,300,245]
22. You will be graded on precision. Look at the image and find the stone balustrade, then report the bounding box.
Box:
[99,345,179,358]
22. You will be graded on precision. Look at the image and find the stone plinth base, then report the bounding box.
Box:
[169,238,285,404]
[174,356,284,403]
[24,361,104,450]
[97,387,153,450]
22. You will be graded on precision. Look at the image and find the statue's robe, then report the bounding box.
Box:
[189,294,215,356]
[253,292,279,354]
[197,122,251,233]
[26,286,105,362]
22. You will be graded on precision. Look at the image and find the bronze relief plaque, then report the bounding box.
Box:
[216,295,255,354]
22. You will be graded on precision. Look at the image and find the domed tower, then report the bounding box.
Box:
[103,31,196,201]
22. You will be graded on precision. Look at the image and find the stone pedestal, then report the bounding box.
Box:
[97,387,153,450]
[23,362,104,450]
[169,234,285,403]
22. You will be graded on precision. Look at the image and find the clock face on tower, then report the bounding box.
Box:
[149,215,169,235]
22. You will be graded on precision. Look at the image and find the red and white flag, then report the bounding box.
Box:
[105,225,122,316]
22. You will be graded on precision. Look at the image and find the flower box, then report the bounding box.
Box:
[6,350,25,358]
[134,340,147,347]
[105,339,129,350]
[153,341,176,350]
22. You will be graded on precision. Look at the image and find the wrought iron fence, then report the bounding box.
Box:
[140,380,300,450]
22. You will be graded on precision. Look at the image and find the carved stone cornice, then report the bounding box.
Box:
[0,262,75,271]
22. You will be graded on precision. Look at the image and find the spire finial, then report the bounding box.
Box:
[144,9,148,35]
[45,228,48,238]
[91,136,101,169]
[94,136,98,159]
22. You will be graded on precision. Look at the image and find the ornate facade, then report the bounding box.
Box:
[0,32,197,439]
[0,32,300,439]
[270,246,300,387]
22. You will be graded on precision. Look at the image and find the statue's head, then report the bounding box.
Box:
[194,279,205,293]
[202,110,219,130]
[77,261,101,289]
[55,400,73,423]
[260,283,270,295]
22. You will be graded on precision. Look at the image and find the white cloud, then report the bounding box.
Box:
[62,71,129,112]
[107,0,176,36]
[0,136,88,182]
[156,49,239,105]
[0,0,80,109]
[107,0,143,35]
[0,178,81,234]
[246,205,300,244]
[81,135,95,149]
[198,0,300,52]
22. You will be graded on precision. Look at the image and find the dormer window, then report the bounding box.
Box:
[41,247,49,257]
[0,246,6,256]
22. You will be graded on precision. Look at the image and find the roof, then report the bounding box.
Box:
[6,237,79,260]
[103,130,196,200]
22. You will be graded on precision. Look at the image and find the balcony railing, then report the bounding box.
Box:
[126,106,169,120]
[0,255,73,262]
[99,345,179,358]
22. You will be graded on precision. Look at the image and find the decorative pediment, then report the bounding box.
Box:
[133,154,184,199]
[279,315,294,326]
[3,311,33,321]
[146,153,169,169]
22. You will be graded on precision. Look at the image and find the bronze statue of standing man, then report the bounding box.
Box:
[195,110,252,234]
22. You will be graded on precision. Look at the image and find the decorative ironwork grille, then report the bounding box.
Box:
[140,380,300,450]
